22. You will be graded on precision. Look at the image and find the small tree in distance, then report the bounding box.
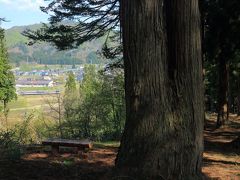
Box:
[63,71,78,137]
[65,71,77,94]
[0,25,17,128]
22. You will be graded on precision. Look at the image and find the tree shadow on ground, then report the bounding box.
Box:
[0,158,109,180]
[0,147,117,180]
[204,117,240,154]
[204,139,240,155]
[202,115,240,179]
[204,157,240,166]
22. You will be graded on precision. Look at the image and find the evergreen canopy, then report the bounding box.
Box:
[23,0,120,51]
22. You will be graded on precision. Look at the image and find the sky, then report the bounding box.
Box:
[0,0,50,29]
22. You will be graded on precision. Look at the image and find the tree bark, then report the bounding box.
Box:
[237,95,240,116]
[116,0,204,179]
[236,80,240,116]
[216,56,229,127]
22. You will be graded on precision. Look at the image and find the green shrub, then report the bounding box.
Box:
[0,130,21,161]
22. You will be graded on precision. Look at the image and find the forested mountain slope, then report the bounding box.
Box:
[5,23,106,65]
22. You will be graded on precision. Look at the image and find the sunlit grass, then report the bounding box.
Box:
[94,141,120,148]
[8,95,46,109]
[8,96,27,109]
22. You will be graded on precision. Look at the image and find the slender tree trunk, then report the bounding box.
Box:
[236,80,240,116]
[57,94,63,138]
[64,104,75,137]
[3,100,9,129]
[116,0,204,179]
[111,87,118,138]
[84,115,90,138]
[228,82,232,115]
[237,95,240,116]
[216,56,229,127]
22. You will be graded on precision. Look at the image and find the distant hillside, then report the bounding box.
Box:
[5,24,42,47]
[5,23,107,65]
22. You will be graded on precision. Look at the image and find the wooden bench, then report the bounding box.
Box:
[42,138,93,154]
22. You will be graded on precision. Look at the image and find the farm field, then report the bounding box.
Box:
[7,94,58,125]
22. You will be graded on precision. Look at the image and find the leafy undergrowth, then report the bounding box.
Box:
[0,114,239,180]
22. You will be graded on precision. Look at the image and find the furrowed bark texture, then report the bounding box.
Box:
[116,0,204,179]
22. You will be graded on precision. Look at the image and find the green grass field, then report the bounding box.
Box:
[6,94,58,125]
[9,95,51,109]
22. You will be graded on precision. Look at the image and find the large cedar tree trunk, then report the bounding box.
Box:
[116,0,204,179]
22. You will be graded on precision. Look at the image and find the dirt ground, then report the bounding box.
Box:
[0,114,239,180]
[0,147,117,180]
[202,114,240,179]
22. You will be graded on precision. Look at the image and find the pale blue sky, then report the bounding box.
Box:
[0,0,49,29]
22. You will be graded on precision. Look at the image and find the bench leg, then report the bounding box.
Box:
[77,148,88,159]
[77,147,84,151]
[51,145,59,155]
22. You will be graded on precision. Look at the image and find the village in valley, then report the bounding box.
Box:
[13,64,84,95]
[4,64,88,127]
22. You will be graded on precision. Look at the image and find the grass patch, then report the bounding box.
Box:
[8,95,47,109]
[6,95,55,125]
[8,96,27,109]
[94,141,120,148]
[25,95,52,107]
